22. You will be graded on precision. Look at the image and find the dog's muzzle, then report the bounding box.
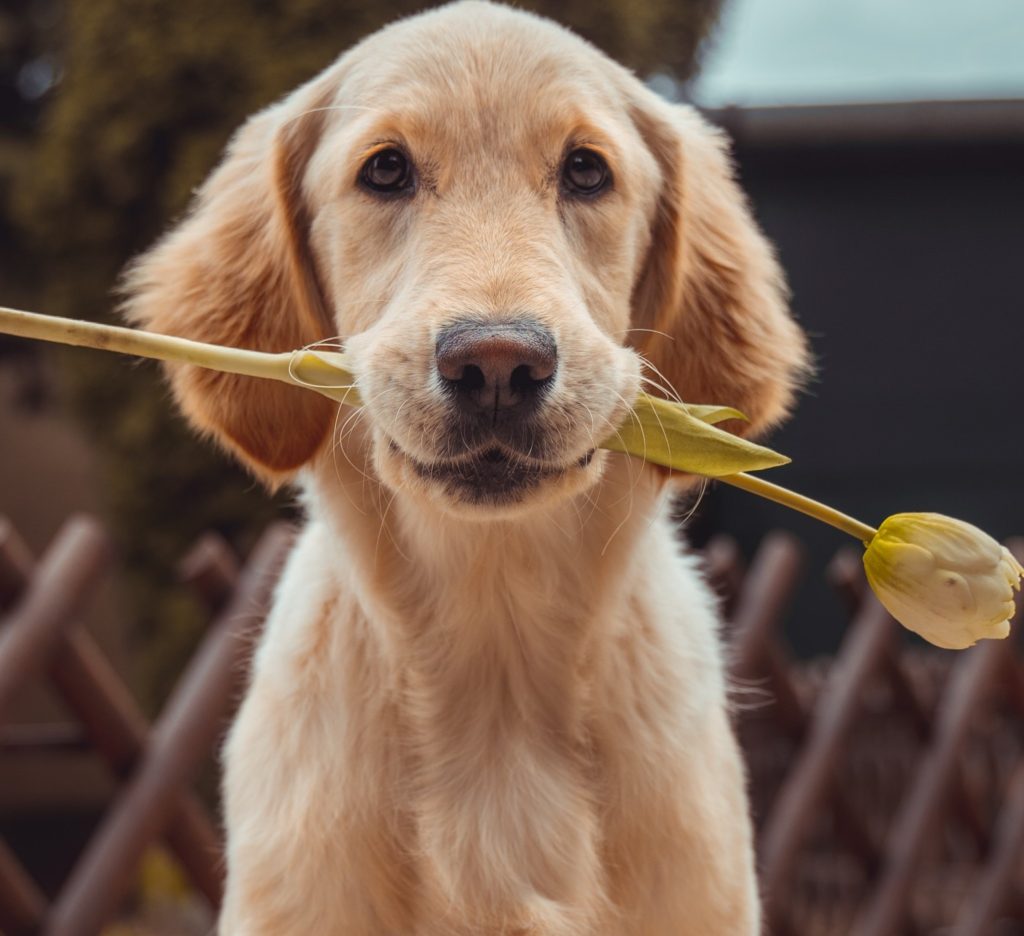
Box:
[434,318,557,451]
[391,317,586,503]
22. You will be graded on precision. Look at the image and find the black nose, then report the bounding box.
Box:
[435,320,557,416]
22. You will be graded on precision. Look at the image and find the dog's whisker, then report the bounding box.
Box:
[616,326,676,342]
[676,477,710,529]
[600,393,642,553]
[328,402,371,515]
[637,374,684,404]
[635,354,685,405]
[375,484,412,566]
[618,382,676,477]
[725,675,778,713]
[609,389,649,467]
[579,401,599,443]
[331,404,381,491]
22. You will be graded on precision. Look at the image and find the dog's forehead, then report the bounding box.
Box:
[355,2,610,82]
[338,3,628,149]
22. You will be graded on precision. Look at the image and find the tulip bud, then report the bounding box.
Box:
[863,513,1023,649]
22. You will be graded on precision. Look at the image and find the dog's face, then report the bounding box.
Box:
[318,13,663,513]
[125,1,809,515]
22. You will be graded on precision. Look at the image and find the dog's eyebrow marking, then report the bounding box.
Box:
[358,140,409,161]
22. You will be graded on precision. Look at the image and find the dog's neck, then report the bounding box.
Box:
[304,451,672,689]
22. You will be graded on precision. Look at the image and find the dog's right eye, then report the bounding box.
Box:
[360,148,413,195]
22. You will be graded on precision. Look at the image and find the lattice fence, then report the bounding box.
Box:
[0,517,1021,935]
[712,531,1024,936]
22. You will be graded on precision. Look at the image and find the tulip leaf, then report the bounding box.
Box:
[600,393,790,476]
[681,403,749,425]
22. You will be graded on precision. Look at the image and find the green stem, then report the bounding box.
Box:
[0,305,293,384]
[721,472,878,544]
[0,307,881,545]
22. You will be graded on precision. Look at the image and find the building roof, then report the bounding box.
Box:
[705,98,1024,148]
[694,0,1024,107]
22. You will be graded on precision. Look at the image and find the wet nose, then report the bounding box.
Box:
[435,320,557,415]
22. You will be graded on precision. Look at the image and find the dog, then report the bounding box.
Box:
[124,2,809,932]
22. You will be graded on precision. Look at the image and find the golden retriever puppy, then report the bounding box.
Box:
[125,2,808,932]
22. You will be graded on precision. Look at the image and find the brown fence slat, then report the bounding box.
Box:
[952,764,1024,936]
[701,534,745,621]
[757,642,807,740]
[43,523,294,936]
[0,516,110,723]
[826,545,866,616]
[759,595,894,932]
[0,837,45,936]
[0,518,33,611]
[729,530,805,683]
[179,533,241,612]
[0,722,89,754]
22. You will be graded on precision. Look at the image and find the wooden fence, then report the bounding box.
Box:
[0,516,1021,935]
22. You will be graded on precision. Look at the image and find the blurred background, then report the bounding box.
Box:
[0,0,1022,933]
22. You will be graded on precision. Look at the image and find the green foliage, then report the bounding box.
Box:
[8,0,720,707]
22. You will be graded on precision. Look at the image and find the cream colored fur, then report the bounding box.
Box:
[124,3,810,933]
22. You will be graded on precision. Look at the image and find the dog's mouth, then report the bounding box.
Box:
[391,440,596,505]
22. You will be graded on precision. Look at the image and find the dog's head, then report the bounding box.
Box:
[124,1,809,516]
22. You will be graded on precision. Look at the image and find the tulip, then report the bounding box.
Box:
[862,513,1023,650]
[1,304,1021,651]
[724,473,1022,649]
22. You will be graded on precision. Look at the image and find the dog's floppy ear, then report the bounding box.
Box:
[122,80,337,483]
[629,97,811,437]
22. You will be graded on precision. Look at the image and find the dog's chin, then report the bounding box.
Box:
[378,438,602,518]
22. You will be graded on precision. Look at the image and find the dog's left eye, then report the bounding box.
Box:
[562,148,611,196]
[360,148,414,194]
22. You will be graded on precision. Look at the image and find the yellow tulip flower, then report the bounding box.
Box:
[863,513,1023,650]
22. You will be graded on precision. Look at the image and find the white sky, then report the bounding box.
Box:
[692,0,1024,106]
